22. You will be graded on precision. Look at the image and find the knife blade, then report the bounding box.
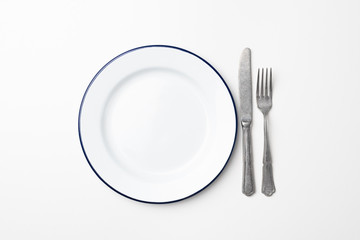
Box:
[239,48,254,196]
[239,48,252,123]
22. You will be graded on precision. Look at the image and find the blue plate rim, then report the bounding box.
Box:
[78,45,238,204]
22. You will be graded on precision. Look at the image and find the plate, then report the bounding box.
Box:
[79,45,237,203]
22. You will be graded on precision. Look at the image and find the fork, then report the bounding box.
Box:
[257,68,276,196]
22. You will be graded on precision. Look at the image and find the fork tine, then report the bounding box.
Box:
[261,68,265,96]
[256,68,260,97]
[265,68,269,97]
[269,68,272,98]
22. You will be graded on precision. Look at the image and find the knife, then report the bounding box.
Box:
[239,48,255,196]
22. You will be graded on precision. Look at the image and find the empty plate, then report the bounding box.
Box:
[79,45,237,203]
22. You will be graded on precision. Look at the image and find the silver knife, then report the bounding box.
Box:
[239,48,255,196]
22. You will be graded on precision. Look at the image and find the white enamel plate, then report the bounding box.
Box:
[79,45,237,203]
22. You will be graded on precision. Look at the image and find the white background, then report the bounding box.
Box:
[1,0,360,239]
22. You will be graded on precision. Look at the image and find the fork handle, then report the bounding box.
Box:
[242,122,255,196]
[262,115,276,196]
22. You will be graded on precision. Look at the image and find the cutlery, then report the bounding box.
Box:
[257,68,276,196]
[239,48,255,196]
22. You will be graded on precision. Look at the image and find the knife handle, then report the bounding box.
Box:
[242,122,255,196]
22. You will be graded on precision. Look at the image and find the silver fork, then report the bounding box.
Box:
[257,68,276,196]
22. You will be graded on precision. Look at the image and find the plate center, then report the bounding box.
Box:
[102,68,208,175]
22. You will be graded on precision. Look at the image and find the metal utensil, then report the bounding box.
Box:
[239,48,255,196]
[256,68,276,196]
